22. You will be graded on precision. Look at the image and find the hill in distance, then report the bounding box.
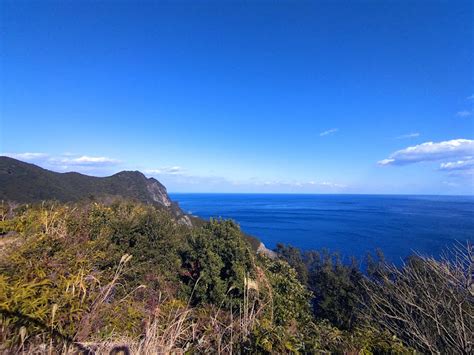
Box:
[0,156,191,225]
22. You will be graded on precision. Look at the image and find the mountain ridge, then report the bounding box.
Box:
[0,156,191,225]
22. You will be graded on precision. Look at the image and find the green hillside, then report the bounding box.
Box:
[0,156,171,205]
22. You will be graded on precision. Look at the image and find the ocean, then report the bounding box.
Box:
[170,193,474,264]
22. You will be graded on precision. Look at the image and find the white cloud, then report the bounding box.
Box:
[250,179,347,189]
[456,110,472,117]
[148,171,349,192]
[439,159,474,171]
[2,152,121,172]
[320,128,338,136]
[310,181,347,188]
[144,166,185,175]
[442,181,459,187]
[378,158,395,165]
[378,139,474,166]
[60,155,120,166]
[2,152,48,161]
[396,132,420,139]
[44,155,120,168]
[439,158,474,181]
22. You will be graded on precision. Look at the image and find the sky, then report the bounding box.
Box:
[1,0,473,194]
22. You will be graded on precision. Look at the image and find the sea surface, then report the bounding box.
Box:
[170,193,474,264]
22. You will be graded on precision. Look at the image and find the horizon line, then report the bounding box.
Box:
[169,192,474,197]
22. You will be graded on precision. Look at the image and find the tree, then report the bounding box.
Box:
[276,245,365,330]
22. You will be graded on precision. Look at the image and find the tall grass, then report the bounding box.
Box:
[1,256,267,354]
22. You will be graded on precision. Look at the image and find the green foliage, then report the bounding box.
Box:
[258,255,312,327]
[274,244,309,284]
[181,219,255,306]
[276,244,364,330]
[87,202,186,291]
[245,319,302,353]
[244,256,318,353]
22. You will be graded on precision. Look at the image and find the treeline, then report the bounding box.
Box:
[0,200,472,353]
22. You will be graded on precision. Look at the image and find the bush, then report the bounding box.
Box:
[181,218,255,307]
[362,245,474,353]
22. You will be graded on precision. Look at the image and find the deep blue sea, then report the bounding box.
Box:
[170,194,474,264]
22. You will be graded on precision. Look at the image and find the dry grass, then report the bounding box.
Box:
[2,260,271,355]
[362,242,473,353]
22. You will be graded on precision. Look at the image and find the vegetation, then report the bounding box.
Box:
[276,243,473,354]
[0,199,471,353]
[362,249,473,353]
[276,244,364,330]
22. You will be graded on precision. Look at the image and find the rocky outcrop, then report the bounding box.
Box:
[257,242,277,259]
[145,177,172,207]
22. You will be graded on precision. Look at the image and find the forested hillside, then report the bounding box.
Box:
[0,156,186,222]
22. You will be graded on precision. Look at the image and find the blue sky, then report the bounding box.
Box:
[1,0,473,194]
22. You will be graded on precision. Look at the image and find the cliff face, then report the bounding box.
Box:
[0,156,191,224]
[145,177,172,207]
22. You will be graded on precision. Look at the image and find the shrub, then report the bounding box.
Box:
[181,218,255,307]
[362,244,474,353]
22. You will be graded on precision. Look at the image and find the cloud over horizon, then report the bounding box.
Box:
[144,169,348,193]
[378,139,474,168]
[439,159,474,171]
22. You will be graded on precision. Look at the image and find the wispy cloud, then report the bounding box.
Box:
[396,132,420,139]
[255,180,347,189]
[144,166,185,175]
[439,159,474,171]
[144,168,348,192]
[456,110,472,117]
[1,152,121,171]
[378,139,474,166]
[238,178,348,190]
[442,181,459,187]
[320,128,338,136]
[2,152,48,161]
[56,155,119,166]
[309,181,347,188]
